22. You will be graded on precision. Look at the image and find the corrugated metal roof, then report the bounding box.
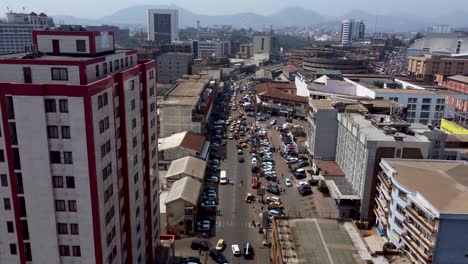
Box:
[165,156,206,180]
[165,177,202,205]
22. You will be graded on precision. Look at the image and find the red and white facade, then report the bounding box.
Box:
[0,30,160,264]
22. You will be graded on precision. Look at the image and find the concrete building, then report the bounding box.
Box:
[408,35,468,57]
[158,131,209,164]
[346,75,468,125]
[164,156,206,186]
[157,74,215,137]
[444,134,468,161]
[156,52,193,84]
[238,43,253,58]
[164,177,201,237]
[253,35,280,55]
[407,54,468,82]
[0,29,160,264]
[0,12,55,54]
[255,82,308,118]
[307,100,338,160]
[192,40,231,59]
[341,19,365,45]
[335,113,432,219]
[303,53,370,75]
[376,159,468,264]
[147,9,179,44]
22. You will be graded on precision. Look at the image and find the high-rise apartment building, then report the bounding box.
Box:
[0,12,55,54]
[0,29,160,264]
[341,19,365,45]
[147,9,179,45]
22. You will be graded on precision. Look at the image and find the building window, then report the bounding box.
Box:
[72,246,81,257]
[55,200,66,211]
[47,126,59,138]
[134,172,139,184]
[422,98,431,104]
[59,99,69,113]
[133,137,137,148]
[120,58,124,68]
[99,117,110,134]
[45,99,57,112]
[66,176,75,189]
[103,162,112,180]
[23,67,32,83]
[114,60,119,70]
[68,200,77,212]
[51,68,68,81]
[1,174,7,187]
[109,61,113,72]
[59,245,70,256]
[103,62,108,74]
[95,65,100,77]
[10,244,17,255]
[64,152,73,164]
[4,198,11,210]
[76,40,86,52]
[70,224,79,235]
[150,86,155,96]
[61,126,71,139]
[52,176,64,188]
[132,118,136,129]
[57,223,68,234]
[131,99,136,110]
[101,140,111,157]
[98,93,109,109]
[130,80,135,91]
[130,56,133,65]
[7,221,14,233]
[150,103,155,112]
[149,70,154,80]
[50,151,61,163]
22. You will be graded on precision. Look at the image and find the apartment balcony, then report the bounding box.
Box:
[402,234,433,264]
[406,206,438,233]
[375,196,389,216]
[377,183,391,202]
[373,207,388,228]
[377,171,392,190]
[403,220,436,249]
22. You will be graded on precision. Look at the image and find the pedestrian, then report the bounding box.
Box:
[261,206,264,211]
[282,173,284,178]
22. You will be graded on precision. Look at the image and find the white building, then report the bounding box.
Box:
[0,29,161,264]
[335,112,431,219]
[0,12,55,54]
[341,19,365,45]
[147,9,179,44]
[376,159,468,264]
[192,40,231,59]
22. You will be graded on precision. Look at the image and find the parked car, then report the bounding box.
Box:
[191,240,209,251]
[298,185,313,196]
[243,242,254,259]
[181,257,201,264]
[231,244,241,256]
[251,177,260,189]
[268,209,283,219]
[266,196,281,203]
[206,176,219,183]
[270,119,277,125]
[266,184,280,195]
[238,156,245,163]
[209,249,228,264]
[215,239,225,251]
[284,178,292,187]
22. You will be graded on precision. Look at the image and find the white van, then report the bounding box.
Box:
[220,170,228,184]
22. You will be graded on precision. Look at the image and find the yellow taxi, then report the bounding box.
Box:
[237,149,243,155]
[270,201,284,209]
[245,193,254,203]
[241,143,248,148]
[228,134,234,139]
[215,239,225,251]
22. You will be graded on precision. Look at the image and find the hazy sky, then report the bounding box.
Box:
[1,0,467,18]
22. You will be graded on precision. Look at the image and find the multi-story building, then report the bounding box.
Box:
[335,112,432,219]
[303,53,371,75]
[0,12,55,54]
[147,9,179,45]
[238,43,253,59]
[157,74,215,137]
[341,19,365,45]
[375,159,468,264]
[307,100,338,160]
[156,52,193,84]
[253,35,280,55]
[407,54,468,82]
[0,29,160,264]
[255,82,308,118]
[192,40,231,59]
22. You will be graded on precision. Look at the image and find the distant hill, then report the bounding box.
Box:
[52,5,468,31]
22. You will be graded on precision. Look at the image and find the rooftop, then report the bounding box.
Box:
[255,82,297,92]
[275,218,362,264]
[386,159,468,215]
[0,49,132,61]
[446,134,468,143]
[447,75,468,84]
[314,160,345,176]
[310,99,335,110]
[158,74,212,106]
[165,156,206,181]
[164,177,202,206]
[258,90,308,103]
[158,131,206,153]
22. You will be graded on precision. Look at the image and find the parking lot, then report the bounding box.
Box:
[174,76,339,263]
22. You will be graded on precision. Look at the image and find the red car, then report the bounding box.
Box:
[250,147,257,153]
[251,177,260,189]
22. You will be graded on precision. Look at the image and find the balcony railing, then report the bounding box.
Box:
[377,183,391,202]
[375,196,389,215]
[404,220,436,249]
[402,234,432,263]
[406,206,438,233]
[373,207,388,227]
[377,171,392,189]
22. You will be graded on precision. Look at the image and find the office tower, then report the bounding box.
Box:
[0,11,55,54]
[0,28,160,264]
[147,9,179,45]
[341,19,365,45]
